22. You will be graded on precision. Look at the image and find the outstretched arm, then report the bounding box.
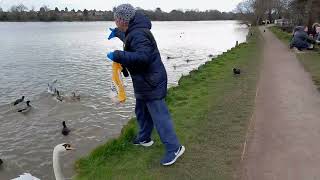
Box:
[108,28,125,42]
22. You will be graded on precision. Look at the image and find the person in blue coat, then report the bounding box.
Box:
[290,26,315,50]
[107,4,185,166]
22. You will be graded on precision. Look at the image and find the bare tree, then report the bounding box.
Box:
[40,5,50,12]
[16,4,28,12]
[235,0,255,24]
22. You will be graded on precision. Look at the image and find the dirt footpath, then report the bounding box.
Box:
[242,27,320,180]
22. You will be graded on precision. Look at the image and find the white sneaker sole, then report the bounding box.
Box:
[134,140,154,147]
[162,146,185,166]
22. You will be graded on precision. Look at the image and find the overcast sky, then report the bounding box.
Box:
[0,0,243,12]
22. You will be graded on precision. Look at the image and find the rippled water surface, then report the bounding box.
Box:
[0,21,248,179]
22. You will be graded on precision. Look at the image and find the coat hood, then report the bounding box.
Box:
[126,12,152,35]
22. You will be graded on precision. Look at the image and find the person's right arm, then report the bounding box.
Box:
[108,28,125,42]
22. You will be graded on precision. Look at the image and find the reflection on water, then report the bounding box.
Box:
[0,21,248,179]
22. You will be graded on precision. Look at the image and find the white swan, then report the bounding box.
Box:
[12,143,74,180]
[11,173,40,180]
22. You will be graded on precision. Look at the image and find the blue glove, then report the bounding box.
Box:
[107,52,115,61]
[108,28,117,40]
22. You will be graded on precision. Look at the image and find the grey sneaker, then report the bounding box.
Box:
[133,138,154,147]
[161,145,185,166]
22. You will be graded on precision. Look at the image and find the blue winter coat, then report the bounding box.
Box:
[113,12,167,101]
[316,33,320,42]
[290,28,313,49]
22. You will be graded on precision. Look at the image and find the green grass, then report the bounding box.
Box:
[268,26,292,44]
[74,28,262,180]
[297,53,320,90]
[269,26,320,91]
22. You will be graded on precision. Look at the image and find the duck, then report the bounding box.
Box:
[13,96,25,106]
[48,84,57,95]
[12,143,74,180]
[173,64,177,70]
[233,68,241,75]
[62,121,70,136]
[48,80,58,95]
[71,92,80,101]
[56,90,64,102]
[17,101,32,113]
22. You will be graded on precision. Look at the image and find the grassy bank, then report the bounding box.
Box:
[75,29,262,180]
[297,53,320,90]
[268,26,292,44]
[269,26,320,91]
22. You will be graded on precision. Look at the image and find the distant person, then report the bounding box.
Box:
[290,26,315,50]
[316,27,320,44]
[313,23,320,44]
[106,4,185,166]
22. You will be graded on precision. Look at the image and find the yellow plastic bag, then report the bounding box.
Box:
[110,62,126,103]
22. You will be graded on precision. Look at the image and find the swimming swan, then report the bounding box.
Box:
[12,143,74,180]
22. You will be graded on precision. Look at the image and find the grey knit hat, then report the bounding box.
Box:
[114,4,136,23]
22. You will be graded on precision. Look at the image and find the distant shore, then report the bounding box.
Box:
[0,6,241,22]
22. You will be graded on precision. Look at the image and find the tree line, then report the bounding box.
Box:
[0,4,238,22]
[235,0,320,31]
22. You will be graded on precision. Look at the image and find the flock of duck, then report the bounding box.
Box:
[1,80,79,180]
[10,80,80,114]
[1,63,241,179]
[167,54,241,75]
[9,80,75,136]
[47,80,80,102]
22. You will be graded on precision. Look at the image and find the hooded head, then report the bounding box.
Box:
[114,4,136,32]
[293,26,306,33]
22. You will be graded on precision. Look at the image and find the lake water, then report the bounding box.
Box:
[0,21,248,179]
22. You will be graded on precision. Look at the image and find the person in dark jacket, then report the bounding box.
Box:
[106,4,185,166]
[316,30,320,44]
[290,26,315,50]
